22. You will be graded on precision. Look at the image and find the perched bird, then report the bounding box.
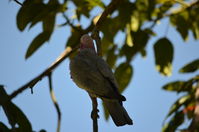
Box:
[69,34,133,126]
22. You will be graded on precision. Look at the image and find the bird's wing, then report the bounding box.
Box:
[96,57,126,101]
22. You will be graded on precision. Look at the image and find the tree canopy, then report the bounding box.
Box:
[0,0,199,132]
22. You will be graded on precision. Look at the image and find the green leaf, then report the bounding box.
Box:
[126,24,133,47]
[114,63,133,93]
[162,111,184,132]
[165,95,192,119]
[170,11,189,41]
[163,81,185,92]
[106,45,118,68]
[17,1,45,31]
[154,38,174,76]
[179,59,199,73]
[25,32,51,59]
[42,14,56,32]
[102,102,110,120]
[120,29,149,61]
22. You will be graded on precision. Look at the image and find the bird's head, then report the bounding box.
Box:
[80,34,95,51]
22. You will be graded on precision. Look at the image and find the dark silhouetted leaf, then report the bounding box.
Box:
[120,29,149,61]
[170,11,189,41]
[0,122,10,132]
[0,87,32,131]
[40,129,47,132]
[179,59,199,73]
[25,32,51,59]
[43,14,56,32]
[162,111,184,132]
[114,63,133,93]
[163,81,187,92]
[17,1,45,31]
[154,38,174,76]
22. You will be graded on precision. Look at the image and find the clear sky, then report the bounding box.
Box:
[0,1,199,132]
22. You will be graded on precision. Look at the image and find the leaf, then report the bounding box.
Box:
[162,111,184,132]
[3,102,32,131]
[154,38,174,76]
[42,14,56,32]
[179,59,199,73]
[165,95,192,119]
[170,11,189,41]
[126,24,133,47]
[120,29,149,61]
[17,1,45,31]
[106,45,118,68]
[114,63,133,93]
[25,32,51,59]
[0,86,32,131]
[102,102,110,120]
[0,122,10,132]
[163,81,186,92]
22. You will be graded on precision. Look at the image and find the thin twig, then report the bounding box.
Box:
[48,73,61,132]
[89,94,99,132]
[9,46,78,100]
[88,0,122,131]
[12,0,23,6]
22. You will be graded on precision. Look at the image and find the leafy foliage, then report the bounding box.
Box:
[154,38,174,76]
[2,0,199,131]
[0,85,32,131]
[179,59,199,73]
[162,74,199,131]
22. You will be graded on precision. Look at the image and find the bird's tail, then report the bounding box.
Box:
[103,99,133,126]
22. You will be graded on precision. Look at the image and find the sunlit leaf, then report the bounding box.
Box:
[25,32,51,59]
[165,95,192,119]
[163,81,186,92]
[114,63,133,93]
[126,24,133,47]
[179,59,199,73]
[154,38,174,76]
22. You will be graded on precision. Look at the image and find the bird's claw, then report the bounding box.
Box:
[91,109,99,119]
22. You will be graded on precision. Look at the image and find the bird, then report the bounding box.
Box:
[69,34,133,126]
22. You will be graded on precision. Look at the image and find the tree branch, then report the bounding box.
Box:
[89,94,99,132]
[12,0,23,6]
[48,73,61,132]
[9,46,78,100]
[91,0,122,56]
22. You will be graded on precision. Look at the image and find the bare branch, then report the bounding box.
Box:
[12,0,23,6]
[89,94,99,132]
[9,46,79,100]
[48,73,61,132]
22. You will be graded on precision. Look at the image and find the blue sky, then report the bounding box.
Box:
[0,1,199,132]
